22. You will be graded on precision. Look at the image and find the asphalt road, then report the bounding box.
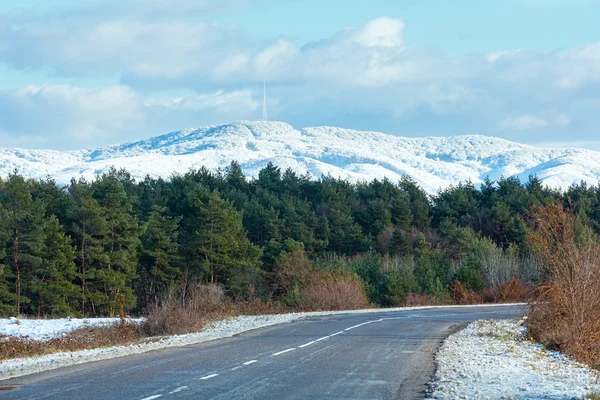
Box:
[0,305,524,400]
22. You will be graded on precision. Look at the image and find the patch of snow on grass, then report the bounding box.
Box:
[0,317,143,341]
[428,319,600,399]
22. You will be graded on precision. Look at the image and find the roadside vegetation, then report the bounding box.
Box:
[1,163,600,363]
[526,204,600,368]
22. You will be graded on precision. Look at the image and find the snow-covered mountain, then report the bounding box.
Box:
[1,121,599,194]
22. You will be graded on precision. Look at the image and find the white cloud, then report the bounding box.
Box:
[0,5,599,150]
[501,114,549,131]
[144,90,257,114]
[0,85,258,148]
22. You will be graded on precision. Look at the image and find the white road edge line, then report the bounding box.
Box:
[139,395,162,400]
[243,360,258,365]
[272,348,296,356]
[329,331,344,336]
[298,340,317,348]
[199,373,219,380]
[169,386,188,394]
[315,336,330,342]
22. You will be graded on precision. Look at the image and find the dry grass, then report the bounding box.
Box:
[526,204,600,368]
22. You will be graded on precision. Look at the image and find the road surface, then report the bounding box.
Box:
[0,305,524,400]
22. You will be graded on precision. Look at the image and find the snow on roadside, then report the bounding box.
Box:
[0,303,523,381]
[0,317,143,341]
[428,319,600,399]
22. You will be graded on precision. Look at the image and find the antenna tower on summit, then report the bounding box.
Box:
[262,78,268,121]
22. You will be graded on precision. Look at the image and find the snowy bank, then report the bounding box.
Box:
[0,317,143,341]
[0,303,523,381]
[428,319,600,399]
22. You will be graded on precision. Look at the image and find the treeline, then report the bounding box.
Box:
[1,162,599,317]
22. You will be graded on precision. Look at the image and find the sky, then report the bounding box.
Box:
[0,0,599,150]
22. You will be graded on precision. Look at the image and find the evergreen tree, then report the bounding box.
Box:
[0,173,45,315]
[400,176,431,229]
[91,173,140,315]
[139,206,181,306]
[184,191,262,285]
[32,216,78,316]
[0,203,15,316]
[67,179,110,315]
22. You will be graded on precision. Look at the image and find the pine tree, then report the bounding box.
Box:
[67,178,110,315]
[32,216,78,316]
[0,173,45,315]
[140,206,181,305]
[91,173,140,315]
[0,203,15,316]
[185,190,261,285]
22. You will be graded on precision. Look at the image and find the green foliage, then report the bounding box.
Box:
[138,206,181,308]
[0,163,593,316]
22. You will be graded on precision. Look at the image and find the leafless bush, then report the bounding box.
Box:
[403,293,447,307]
[451,281,483,305]
[482,277,535,303]
[298,272,370,311]
[477,240,541,288]
[527,204,600,367]
[142,283,232,336]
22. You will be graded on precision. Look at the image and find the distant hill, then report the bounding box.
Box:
[2,121,599,193]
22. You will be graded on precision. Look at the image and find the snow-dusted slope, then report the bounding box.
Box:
[1,121,599,193]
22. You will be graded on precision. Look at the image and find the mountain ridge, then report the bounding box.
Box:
[1,120,599,193]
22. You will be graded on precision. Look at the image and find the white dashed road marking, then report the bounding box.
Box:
[200,373,219,380]
[272,348,296,356]
[133,317,397,400]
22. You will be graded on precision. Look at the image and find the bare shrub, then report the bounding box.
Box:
[274,250,312,298]
[403,293,447,307]
[298,272,370,311]
[142,283,231,336]
[526,204,600,367]
[451,281,483,305]
[482,277,534,303]
[477,239,541,288]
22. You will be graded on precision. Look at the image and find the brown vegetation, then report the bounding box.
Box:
[526,204,600,368]
[298,271,370,311]
[451,281,483,305]
[142,283,233,336]
[481,277,534,303]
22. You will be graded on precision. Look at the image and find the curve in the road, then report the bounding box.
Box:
[0,305,524,400]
